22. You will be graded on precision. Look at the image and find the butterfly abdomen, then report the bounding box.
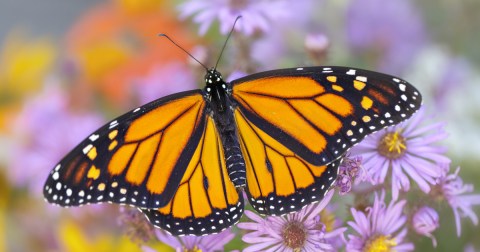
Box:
[224,140,246,187]
[215,114,245,187]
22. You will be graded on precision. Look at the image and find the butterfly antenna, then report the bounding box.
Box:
[214,16,242,70]
[158,33,209,71]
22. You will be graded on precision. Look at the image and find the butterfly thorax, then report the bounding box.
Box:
[204,69,228,113]
[204,69,246,187]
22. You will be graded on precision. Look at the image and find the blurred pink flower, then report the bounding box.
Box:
[346,0,426,74]
[436,167,480,237]
[226,70,247,82]
[412,206,439,247]
[133,62,197,105]
[6,80,103,196]
[145,228,235,252]
[433,57,471,109]
[178,0,293,36]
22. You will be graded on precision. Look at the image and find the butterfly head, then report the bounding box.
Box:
[205,68,226,86]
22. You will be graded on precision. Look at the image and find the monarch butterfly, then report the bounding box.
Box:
[43,62,422,235]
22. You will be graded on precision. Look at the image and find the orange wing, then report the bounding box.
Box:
[141,116,243,236]
[43,91,207,209]
[235,109,339,215]
[232,66,422,166]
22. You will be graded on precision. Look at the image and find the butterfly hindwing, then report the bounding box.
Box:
[141,116,243,236]
[235,109,340,215]
[43,90,207,209]
[231,66,422,166]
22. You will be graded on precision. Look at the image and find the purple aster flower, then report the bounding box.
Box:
[6,82,103,196]
[133,62,196,105]
[145,228,235,252]
[412,206,439,247]
[178,0,292,36]
[350,107,450,200]
[434,167,480,237]
[346,0,426,74]
[347,191,413,251]
[335,155,363,195]
[238,190,347,251]
[248,0,313,70]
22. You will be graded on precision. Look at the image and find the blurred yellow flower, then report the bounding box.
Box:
[0,30,56,95]
[59,220,143,252]
[116,0,164,14]
[0,30,56,130]
[78,41,131,81]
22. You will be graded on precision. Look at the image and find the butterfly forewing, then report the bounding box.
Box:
[43,91,207,209]
[231,66,422,166]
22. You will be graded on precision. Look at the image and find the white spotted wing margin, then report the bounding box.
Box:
[140,197,244,236]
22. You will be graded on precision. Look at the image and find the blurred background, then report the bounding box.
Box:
[1,0,479,251]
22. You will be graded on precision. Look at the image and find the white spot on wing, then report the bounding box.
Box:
[346,69,356,75]
[356,76,367,82]
[82,144,93,154]
[89,134,99,142]
[109,120,118,129]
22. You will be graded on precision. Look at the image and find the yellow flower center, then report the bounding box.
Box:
[282,221,307,251]
[364,235,397,252]
[378,131,407,159]
[320,209,336,232]
[117,0,164,13]
[183,246,201,252]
